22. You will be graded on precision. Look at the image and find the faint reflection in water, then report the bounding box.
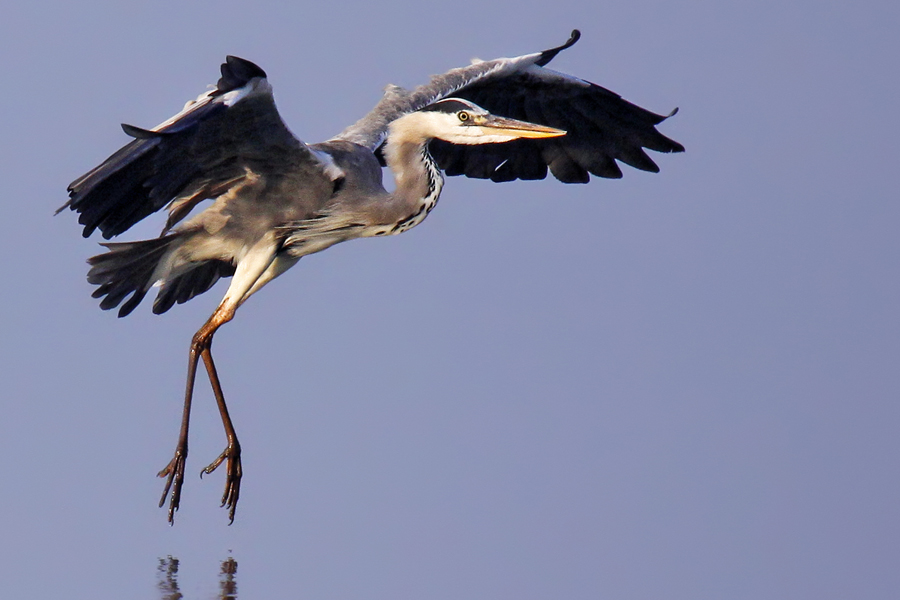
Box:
[157,556,183,600]
[219,557,238,599]
[157,555,238,599]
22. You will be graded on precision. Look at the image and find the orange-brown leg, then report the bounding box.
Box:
[198,338,242,524]
[157,305,236,523]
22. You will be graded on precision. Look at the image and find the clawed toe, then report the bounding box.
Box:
[157,449,187,524]
[201,443,242,524]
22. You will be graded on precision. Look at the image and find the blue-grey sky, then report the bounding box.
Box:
[1,1,898,598]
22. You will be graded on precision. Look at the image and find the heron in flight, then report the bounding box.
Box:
[60,30,683,523]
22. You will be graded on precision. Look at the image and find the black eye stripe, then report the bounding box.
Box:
[420,99,475,114]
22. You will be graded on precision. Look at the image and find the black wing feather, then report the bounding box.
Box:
[152,260,236,315]
[59,56,297,240]
[429,49,683,184]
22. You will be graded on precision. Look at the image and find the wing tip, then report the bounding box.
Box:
[216,56,267,94]
[535,29,582,67]
[658,108,685,153]
[121,123,159,139]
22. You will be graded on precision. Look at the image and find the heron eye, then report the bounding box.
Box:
[458,111,469,122]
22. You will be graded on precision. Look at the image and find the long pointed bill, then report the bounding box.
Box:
[478,115,566,139]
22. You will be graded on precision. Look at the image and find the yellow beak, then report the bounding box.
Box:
[477,115,566,139]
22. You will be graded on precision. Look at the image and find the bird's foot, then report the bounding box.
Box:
[201,441,242,524]
[157,447,187,524]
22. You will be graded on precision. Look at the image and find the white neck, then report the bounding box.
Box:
[380,114,446,235]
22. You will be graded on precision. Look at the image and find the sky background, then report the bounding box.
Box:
[1,1,898,598]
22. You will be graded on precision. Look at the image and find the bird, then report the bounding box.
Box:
[59,30,683,524]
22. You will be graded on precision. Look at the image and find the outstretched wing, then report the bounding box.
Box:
[334,30,683,184]
[60,56,335,239]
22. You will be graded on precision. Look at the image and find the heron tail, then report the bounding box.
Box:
[87,233,236,317]
[87,235,181,317]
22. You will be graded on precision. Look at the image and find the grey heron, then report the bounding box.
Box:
[59,30,683,523]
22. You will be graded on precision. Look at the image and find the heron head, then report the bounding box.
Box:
[414,98,565,144]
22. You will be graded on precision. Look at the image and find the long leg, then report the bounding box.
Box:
[157,239,278,523]
[199,253,300,522]
[156,332,200,522]
[157,306,234,523]
[198,317,241,523]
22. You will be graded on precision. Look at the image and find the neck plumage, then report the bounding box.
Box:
[381,116,445,235]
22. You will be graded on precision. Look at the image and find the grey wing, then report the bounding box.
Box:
[335,30,683,183]
[60,56,335,239]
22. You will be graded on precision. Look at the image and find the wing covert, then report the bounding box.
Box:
[60,56,331,239]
